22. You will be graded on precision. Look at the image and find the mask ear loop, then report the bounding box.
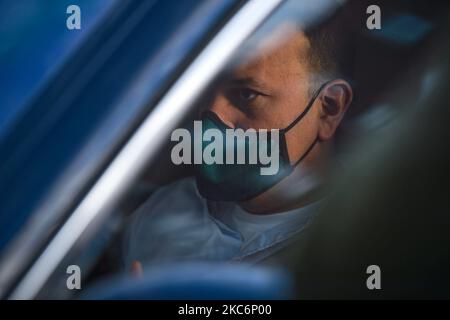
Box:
[280,81,330,167]
[281,81,330,133]
[293,137,319,167]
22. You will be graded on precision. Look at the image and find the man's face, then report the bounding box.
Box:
[209,26,320,165]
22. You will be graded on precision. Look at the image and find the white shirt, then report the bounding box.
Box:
[123,177,321,269]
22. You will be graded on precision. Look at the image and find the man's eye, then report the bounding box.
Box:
[223,86,264,111]
[238,88,259,101]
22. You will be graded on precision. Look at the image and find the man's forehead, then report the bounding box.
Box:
[230,24,310,86]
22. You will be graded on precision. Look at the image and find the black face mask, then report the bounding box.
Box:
[195,82,328,201]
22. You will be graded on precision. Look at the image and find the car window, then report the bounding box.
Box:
[0,0,242,299]
[0,0,118,139]
[7,0,450,299]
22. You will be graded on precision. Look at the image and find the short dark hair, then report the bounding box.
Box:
[303,8,356,94]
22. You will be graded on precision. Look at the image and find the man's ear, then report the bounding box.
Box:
[318,79,353,141]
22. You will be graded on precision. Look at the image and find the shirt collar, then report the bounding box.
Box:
[208,199,323,260]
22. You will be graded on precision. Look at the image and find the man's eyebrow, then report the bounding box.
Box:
[226,76,270,93]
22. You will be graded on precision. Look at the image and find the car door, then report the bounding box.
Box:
[0,0,256,299]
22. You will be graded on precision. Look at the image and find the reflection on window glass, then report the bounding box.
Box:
[120,0,357,275]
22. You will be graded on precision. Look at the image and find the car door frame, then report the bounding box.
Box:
[5,0,283,300]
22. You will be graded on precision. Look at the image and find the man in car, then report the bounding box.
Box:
[123,15,354,273]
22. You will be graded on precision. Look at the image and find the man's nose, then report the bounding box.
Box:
[209,96,237,128]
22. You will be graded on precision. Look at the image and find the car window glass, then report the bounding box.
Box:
[0,0,117,139]
[20,0,449,299]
